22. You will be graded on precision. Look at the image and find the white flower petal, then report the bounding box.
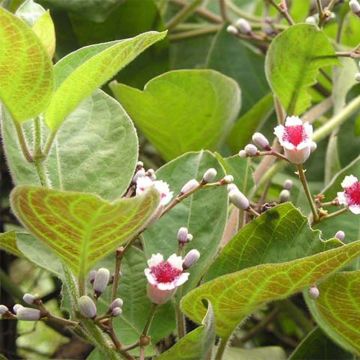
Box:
[144,269,158,285]
[136,176,154,195]
[153,180,173,206]
[341,175,358,189]
[284,146,311,164]
[337,191,347,206]
[303,122,313,138]
[147,253,163,267]
[173,273,189,287]
[157,282,177,291]
[281,140,296,150]
[349,204,360,215]
[285,116,303,126]
[274,124,285,145]
[167,254,183,270]
[296,139,312,150]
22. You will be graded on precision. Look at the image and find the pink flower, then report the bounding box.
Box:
[337,175,360,214]
[136,176,173,206]
[144,254,189,304]
[274,116,313,164]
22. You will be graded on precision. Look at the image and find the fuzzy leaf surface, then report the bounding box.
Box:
[0,231,22,257]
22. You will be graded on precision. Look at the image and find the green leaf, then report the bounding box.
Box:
[265,24,338,115]
[143,151,228,293]
[0,7,53,122]
[305,271,360,356]
[227,93,273,152]
[207,26,269,115]
[181,239,360,339]
[289,327,353,360]
[205,203,341,282]
[45,30,167,131]
[111,70,241,161]
[0,231,23,257]
[2,90,138,201]
[10,186,160,278]
[222,346,287,360]
[157,302,215,360]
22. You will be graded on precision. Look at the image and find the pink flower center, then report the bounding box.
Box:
[345,181,360,206]
[151,262,182,283]
[283,125,307,146]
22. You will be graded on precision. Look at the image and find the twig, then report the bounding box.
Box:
[14,121,33,162]
[219,0,229,22]
[169,25,221,41]
[166,0,203,31]
[266,0,295,25]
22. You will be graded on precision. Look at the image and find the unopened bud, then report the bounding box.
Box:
[78,295,97,318]
[226,25,238,35]
[13,304,23,314]
[227,184,238,192]
[305,15,318,26]
[146,169,156,180]
[89,270,97,283]
[283,179,293,190]
[222,175,234,184]
[239,150,247,158]
[252,132,270,150]
[335,230,345,241]
[235,18,252,34]
[229,190,250,210]
[93,268,110,295]
[137,161,144,168]
[244,144,258,157]
[111,307,122,317]
[23,293,37,305]
[177,227,189,244]
[349,0,360,15]
[132,168,146,183]
[186,233,193,242]
[17,307,41,321]
[310,141,317,153]
[180,179,199,194]
[355,73,360,82]
[309,285,320,299]
[202,168,217,183]
[110,298,124,310]
[279,189,291,203]
[183,249,200,269]
[0,305,9,315]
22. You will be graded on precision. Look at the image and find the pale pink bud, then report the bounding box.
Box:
[229,189,250,210]
[132,168,146,183]
[252,132,270,150]
[239,150,247,158]
[78,296,97,318]
[335,230,345,241]
[337,175,360,214]
[111,307,122,317]
[222,175,234,184]
[13,304,23,314]
[227,184,238,192]
[279,189,290,203]
[202,168,217,183]
[355,73,360,82]
[23,293,37,305]
[350,0,360,14]
[305,16,318,25]
[283,179,293,190]
[93,268,110,295]
[16,307,41,321]
[146,169,156,180]
[180,179,199,194]
[244,144,258,156]
[183,249,200,269]
[226,25,238,35]
[235,18,252,34]
[177,227,189,244]
[110,298,124,310]
[88,270,97,283]
[186,234,193,242]
[0,305,9,315]
[309,285,320,299]
[137,161,144,168]
[310,141,317,153]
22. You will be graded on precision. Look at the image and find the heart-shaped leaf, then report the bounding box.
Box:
[10,186,160,278]
[0,232,22,257]
[221,346,286,360]
[181,240,360,339]
[0,7,53,122]
[45,30,167,131]
[265,24,338,115]
[157,302,215,360]
[111,70,241,161]
[305,271,360,356]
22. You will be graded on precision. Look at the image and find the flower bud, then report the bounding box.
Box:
[229,189,250,210]
[0,305,9,315]
[13,304,23,314]
[350,0,360,15]
[227,184,238,192]
[177,227,189,244]
[305,15,318,25]
[239,150,247,158]
[137,161,144,168]
[283,179,293,190]
[180,179,199,194]
[252,132,270,150]
[335,230,345,241]
[111,307,122,317]
[183,249,200,269]
[310,141,317,153]
[16,307,41,321]
[186,233,193,242]
[78,295,97,318]
[110,298,124,310]
[226,25,238,35]
[235,18,252,34]
[279,189,291,203]
[244,144,258,157]
[93,268,110,295]
[202,168,217,183]
[222,175,234,184]
[355,73,360,82]
[132,168,146,183]
[23,293,37,305]
[88,270,97,283]
[146,169,156,180]
[309,285,320,299]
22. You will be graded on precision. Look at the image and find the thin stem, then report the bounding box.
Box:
[297,165,319,222]
[248,206,260,217]
[228,0,263,22]
[219,0,229,22]
[43,130,57,158]
[46,314,78,327]
[166,0,203,31]
[14,121,33,162]
[111,248,124,302]
[34,159,48,187]
[169,25,221,41]
[78,275,86,297]
[215,336,229,360]
[267,0,294,25]
[319,207,347,222]
[176,301,186,338]
[142,304,157,337]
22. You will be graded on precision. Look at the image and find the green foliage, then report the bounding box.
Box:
[0,231,22,257]
[111,70,241,161]
[222,346,287,360]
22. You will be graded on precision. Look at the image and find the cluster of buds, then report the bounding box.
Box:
[227,18,252,36]
[239,132,271,159]
[177,227,193,246]
[78,295,124,319]
[350,0,360,16]
[144,250,200,305]
[89,267,112,298]
[279,179,293,203]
